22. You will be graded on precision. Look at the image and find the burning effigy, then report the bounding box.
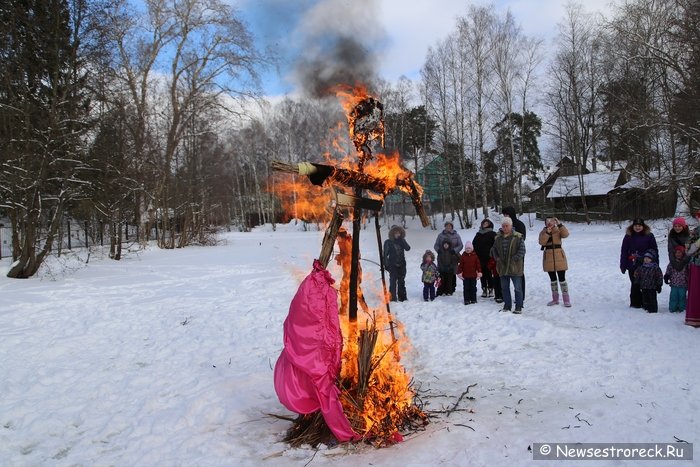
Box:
[272,85,429,447]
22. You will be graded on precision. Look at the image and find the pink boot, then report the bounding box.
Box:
[547,292,559,306]
[563,293,571,307]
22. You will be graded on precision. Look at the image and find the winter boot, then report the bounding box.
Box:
[547,281,559,306]
[481,287,488,298]
[488,288,494,297]
[561,281,571,307]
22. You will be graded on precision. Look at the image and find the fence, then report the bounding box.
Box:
[0,220,141,261]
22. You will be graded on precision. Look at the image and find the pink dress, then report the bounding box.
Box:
[273,260,357,441]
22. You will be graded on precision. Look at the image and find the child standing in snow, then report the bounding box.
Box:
[634,250,664,313]
[457,242,482,305]
[420,250,439,301]
[664,245,690,313]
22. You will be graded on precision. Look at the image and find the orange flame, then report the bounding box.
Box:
[271,174,334,223]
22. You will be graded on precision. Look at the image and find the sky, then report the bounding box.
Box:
[238,0,616,98]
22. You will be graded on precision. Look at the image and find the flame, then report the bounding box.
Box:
[334,227,426,444]
[333,83,372,115]
[271,174,334,223]
[338,313,423,444]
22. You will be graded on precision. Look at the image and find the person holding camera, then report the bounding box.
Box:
[538,217,571,307]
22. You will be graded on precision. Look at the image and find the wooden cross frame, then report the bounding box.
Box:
[271,96,429,324]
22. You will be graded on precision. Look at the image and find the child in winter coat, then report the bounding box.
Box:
[457,242,482,305]
[437,240,459,296]
[420,250,439,301]
[665,245,690,313]
[487,256,503,303]
[634,250,664,313]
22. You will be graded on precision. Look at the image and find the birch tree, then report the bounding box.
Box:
[546,3,603,223]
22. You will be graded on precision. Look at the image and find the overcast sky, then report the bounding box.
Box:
[239,0,616,97]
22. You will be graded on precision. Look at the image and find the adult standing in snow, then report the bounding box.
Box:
[436,240,459,296]
[502,206,527,302]
[472,218,497,298]
[490,217,526,314]
[667,217,690,263]
[620,218,658,309]
[384,225,411,302]
[538,216,571,307]
[685,211,700,327]
[434,221,463,256]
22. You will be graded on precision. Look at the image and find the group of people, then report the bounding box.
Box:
[619,214,700,326]
[381,207,700,327]
[384,207,562,315]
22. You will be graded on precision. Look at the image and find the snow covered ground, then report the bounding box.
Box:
[0,214,697,466]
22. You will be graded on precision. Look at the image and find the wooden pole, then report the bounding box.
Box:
[349,191,361,323]
[317,209,343,268]
[374,214,397,344]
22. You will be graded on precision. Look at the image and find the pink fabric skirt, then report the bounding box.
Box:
[686,264,700,327]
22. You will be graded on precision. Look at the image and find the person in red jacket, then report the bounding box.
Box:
[457,241,482,305]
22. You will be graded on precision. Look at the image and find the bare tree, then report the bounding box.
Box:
[492,10,523,211]
[546,3,603,223]
[458,5,496,219]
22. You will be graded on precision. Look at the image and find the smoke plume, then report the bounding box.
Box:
[292,0,385,97]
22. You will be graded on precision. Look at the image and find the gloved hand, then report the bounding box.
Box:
[621,268,626,274]
[656,285,662,294]
[664,274,670,284]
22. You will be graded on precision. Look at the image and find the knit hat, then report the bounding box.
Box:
[675,245,686,254]
[632,218,645,227]
[643,250,656,260]
[501,217,513,226]
[672,217,687,227]
[444,221,454,228]
[465,241,474,252]
[423,250,435,261]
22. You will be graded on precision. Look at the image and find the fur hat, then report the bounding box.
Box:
[501,217,513,227]
[481,218,494,229]
[389,225,405,238]
[672,217,687,227]
[464,241,474,252]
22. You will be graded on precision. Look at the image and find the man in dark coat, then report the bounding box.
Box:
[472,218,497,298]
[384,225,411,301]
[502,206,526,239]
[502,206,527,301]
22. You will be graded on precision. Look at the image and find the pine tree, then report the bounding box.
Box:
[0,0,90,278]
